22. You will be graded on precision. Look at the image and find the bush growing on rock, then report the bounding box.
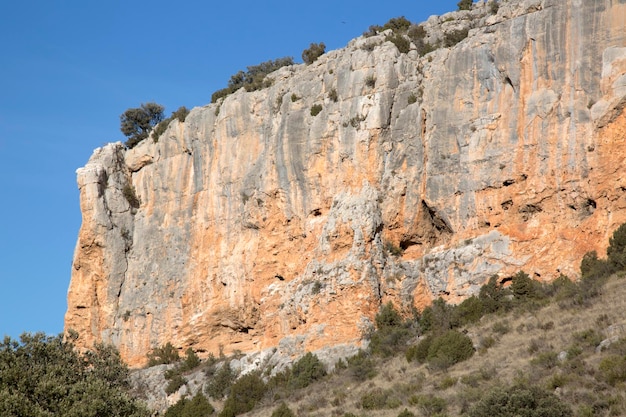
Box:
[123,183,141,209]
[302,42,326,64]
[120,102,165,148]
[205,361,236,400]
[386,33,411,53]
[147,342,180,366]
[211,57,294,103]
[443,28,470,47]
[153,106,191,143]
[489,0,500,14]
[181,347,201,371]
[382,16,412,33]
[310,103,323,116]
[457,0,473,10]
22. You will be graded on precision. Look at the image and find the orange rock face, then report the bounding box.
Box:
[65,0,626,366]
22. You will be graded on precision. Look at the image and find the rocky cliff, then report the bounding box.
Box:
[66,0,626,367]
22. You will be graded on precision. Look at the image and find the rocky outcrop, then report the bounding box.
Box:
[66,0,626,367]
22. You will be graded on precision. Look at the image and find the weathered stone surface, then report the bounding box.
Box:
[66,0,626,367]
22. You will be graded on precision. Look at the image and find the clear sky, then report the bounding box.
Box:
[0,0,461,340]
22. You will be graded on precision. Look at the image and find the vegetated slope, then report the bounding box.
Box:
[135,250,626,417]
[66,0,626,369]
[240,272,626,417]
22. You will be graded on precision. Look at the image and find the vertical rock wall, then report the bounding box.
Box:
[66,0,626,366]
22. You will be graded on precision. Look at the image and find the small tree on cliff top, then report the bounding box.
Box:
[120,102,164,149]
[457,0,473,10]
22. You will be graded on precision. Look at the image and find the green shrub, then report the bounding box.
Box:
[468,382,573,417]
[443,28,469,47]
[375,302,403,328]
[420,298,455,332]
[608,223,626,271]
[152,119,170,142]
[205,361,236,400]
[510,271,540,301]
[147,342,180,366]
[180,348,201,372]
[211,57,294,103]
[346,350,377,381]
[123,183,141,209]
[489,0,500,14]
[407,93,417,104]
[288,352,327,389]
[478,275,510,313]
[365,74,376,88]
[370,302,413,357]
[361,388,400,410]
[302,42,326,65]
[271,402,295,417]
[384,241,404,257]
[415,40,435,56]
[165,392,214,417]
[426,330,474,370]
[290,93,299,102]
[491,320,510,335]
[165,373,186,395]
[412,394,447,415]
[310,104,323,117]
[386,33,410,53]
[598,355,626,386]
[120,102,165,148]
[580,250,610,279]
[328,88,338,102]
[363,24,383,37]
[219,372,266,417]
[172,106,190,122]
[457,0,473,10]
[397,409,416,417]
[530,351,559,370]
[407,25,426,44]
[437,375,458,389]
[382,16,412,33]
[152,106,190,142]
[0,333,149,417]
[361,388,388,410]
[480,335,496,350]
[452,295,484,326]
[406,334,434,363]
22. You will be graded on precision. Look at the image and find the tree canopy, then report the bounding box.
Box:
[120,102,165,149]
[0,332,149,417]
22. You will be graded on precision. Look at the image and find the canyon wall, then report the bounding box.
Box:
[66,0,626,366]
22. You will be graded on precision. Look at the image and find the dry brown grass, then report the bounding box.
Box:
[243,274,626,417]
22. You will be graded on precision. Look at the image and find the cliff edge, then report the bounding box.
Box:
[66,0,626,367]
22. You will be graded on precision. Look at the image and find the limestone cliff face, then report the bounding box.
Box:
[66,0,626,366]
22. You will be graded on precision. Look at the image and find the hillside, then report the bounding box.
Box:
[240,271,626,417]
[131,259,626,416]
[65,0,626,371]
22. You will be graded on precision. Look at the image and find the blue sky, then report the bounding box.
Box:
[0,0,461,340]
